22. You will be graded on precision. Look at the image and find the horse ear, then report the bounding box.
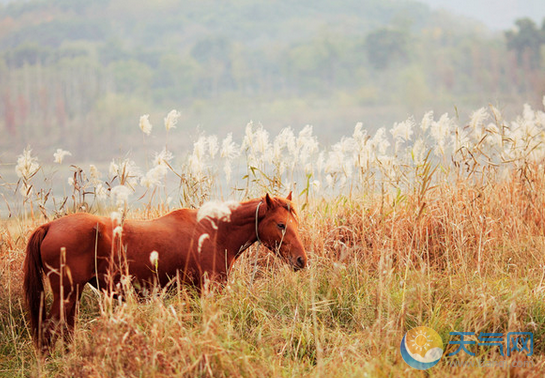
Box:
[286,191,292,201]
[265,193,275,209]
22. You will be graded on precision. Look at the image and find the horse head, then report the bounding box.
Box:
[257,193,307,270]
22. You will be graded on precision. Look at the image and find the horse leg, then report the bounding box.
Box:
[43,276,83,351]
[88,273,123,301]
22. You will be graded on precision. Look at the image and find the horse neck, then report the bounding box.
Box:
[219,198,261,258]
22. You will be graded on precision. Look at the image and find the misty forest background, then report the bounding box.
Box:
[0,0,544,162]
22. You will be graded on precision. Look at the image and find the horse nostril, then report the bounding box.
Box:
[296,256,306,269]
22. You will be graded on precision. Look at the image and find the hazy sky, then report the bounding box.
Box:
[417,0,545,30]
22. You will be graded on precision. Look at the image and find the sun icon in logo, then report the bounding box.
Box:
[408,328,435,356]
[400,326,443,370]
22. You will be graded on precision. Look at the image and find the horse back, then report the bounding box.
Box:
[39,213,113,278]
[120,209,201,284]
[36,209,213,288]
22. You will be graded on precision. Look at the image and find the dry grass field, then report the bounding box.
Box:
[2,104,545,376]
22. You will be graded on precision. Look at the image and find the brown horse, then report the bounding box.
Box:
[23,193,306,350]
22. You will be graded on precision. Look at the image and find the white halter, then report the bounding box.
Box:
[255,200,263,245]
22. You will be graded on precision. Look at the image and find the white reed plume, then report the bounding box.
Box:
[89,164,101,184]
[164,109,181,131]
[197,201,239,224]
[15,147,39,179]
[188,136,210,178]
[242,121,272,165]
[221,133,239,183]
[390,117,414,154]
[53,149,71,164]
[149,251,159,266]
[273,127,295,162]
[536,108,545,129]
[316,151,325,176]
[507,104,545,162]
[142,149,171,188]
[353,122,366,142]
[110,211,122,225]
[324,146,345,174]
[113,226,123,238]
[188,154,205,178]
[377,155,397,182]
[95,183,108,200]
[283,127,298,156]
[370,127,390,156]
[412,138,427,166]
[153,147,174,167]
[111,185,132,207]
[109,161,119,177]
[193,136,208,160]
[109,158,141,188]
[254,127,270,157]
[390,118,414,142]
[221,134,239,160]
[242,121,255,151]
[421,111,434,132]
[224,163,233,184]
[271,127,295,176]
[430,113,451,144]
[325,137,355,187]
[453,125,470,154]
[141,164,168,188]
[297,125,319,174]
[490,105,502,122]
[353,123,373,171]
[430,113,452,157]
[520,104,541,139]
[208,135,219,159]
[19,181,33,199]
[139,114,153,135]
[485,122,502,149]
[469,107,488,142]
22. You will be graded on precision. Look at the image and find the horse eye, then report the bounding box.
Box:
[277,223,286,230]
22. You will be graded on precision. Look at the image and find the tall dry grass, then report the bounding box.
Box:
[2,103,545,376]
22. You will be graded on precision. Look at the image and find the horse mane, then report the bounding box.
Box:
[193,195,298,226]
[272,196,298,220]
[247,195,298,221]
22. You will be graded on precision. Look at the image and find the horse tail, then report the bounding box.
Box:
[23,224,49,342]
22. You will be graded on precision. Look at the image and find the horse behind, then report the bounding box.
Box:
[23,193,306,351]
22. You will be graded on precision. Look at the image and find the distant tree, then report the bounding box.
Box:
[99,40,130,66]
[191,37,232,66]
[109,60,153,96]
[191,37,234,96]
[364,28,409,70]
[285,35,345,92]
[153,54,200,101]
[1,19,106,50]
[4,43,50,67]
[505,18,544,69]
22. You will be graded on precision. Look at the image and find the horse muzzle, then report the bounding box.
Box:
[292,255,307,271]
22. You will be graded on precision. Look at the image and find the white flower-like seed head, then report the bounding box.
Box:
[149,251,159,266]
[113,226,123,237]
[164,109,181,131]
[53,149,71,164]
[139,114,153,135]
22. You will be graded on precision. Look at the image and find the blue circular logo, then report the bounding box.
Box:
[400,326,443,370]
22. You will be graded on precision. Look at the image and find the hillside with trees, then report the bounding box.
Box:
[0,0,544,160]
